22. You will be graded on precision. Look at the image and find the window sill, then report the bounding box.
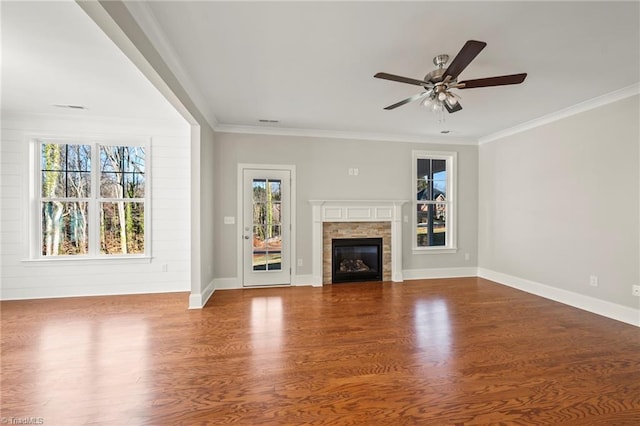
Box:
[21,256,152,266]
[412,248,458,255]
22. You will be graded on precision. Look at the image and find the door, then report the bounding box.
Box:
[242,168,291,286]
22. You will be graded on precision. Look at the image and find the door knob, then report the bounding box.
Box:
[244,235,250,240]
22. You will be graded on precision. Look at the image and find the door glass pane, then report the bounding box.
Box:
[252,178,283,272]
[253,203,266,225]
[266,252,282,270]
[266,225,282,249]
[253,252,267,271]
[270,202,282,224]
[252,179,266,203]
[270,180,281,201]
[253,225,266,249]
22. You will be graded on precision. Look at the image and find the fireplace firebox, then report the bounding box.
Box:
[331,238,383,283]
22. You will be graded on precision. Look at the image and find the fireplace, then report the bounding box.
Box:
[332,238,382,283]
[310,200,407,286]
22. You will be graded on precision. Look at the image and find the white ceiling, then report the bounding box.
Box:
[2,1,639,142]
[1,0,183,124]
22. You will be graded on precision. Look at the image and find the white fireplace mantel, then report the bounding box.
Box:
[309,200,408,286]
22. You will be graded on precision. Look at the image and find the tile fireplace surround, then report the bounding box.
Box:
[309,200,407,286]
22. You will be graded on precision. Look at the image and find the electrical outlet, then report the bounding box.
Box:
[162,264,168,273]
[632,285,640,297]
[589,275,598,287]
[297,258,303,267]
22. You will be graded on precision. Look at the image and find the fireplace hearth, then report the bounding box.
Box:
[332,238,382,283]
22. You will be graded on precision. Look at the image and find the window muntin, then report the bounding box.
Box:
[37,140,148,258]
[413,151,456,252]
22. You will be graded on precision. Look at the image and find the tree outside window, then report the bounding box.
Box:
[39,141,147,257]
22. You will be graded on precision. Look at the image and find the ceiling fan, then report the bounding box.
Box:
[374,40,527,114]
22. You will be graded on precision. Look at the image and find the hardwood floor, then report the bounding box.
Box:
[1,278,639,425]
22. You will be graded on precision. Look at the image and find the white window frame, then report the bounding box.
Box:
[412,150,457,254]
[27,136,151,261]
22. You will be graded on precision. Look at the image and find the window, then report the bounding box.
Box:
[35,139,148,258]
[412,150,456,252]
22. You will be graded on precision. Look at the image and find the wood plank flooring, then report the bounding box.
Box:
[1,278,639,425]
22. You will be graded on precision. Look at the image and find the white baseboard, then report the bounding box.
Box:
[478,268,640,327]
[188,279,216,309]
[292,274,315,286]
[213,277,241,290]
[1,285,189,302]
[402,267,478,281]
[211,275,319,290]
[310,275,323,287]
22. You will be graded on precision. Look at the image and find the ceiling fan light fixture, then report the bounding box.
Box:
[420,95,434,108]
[433,102,446,123]
[446,94,458,106]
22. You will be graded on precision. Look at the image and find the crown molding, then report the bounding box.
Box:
[479,83,640,144]
[213,124,477,146]
[123,1,218,130]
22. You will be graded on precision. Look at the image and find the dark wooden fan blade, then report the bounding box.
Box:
[442,40,487,80]
[383,91,428,110]
[459,73,527,89]
[374,72,429,87]
[444,101,462,113]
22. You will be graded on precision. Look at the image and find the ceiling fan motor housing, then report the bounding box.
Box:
[424,68,447,84]
[423,54,451,83]
[433,54,449,67]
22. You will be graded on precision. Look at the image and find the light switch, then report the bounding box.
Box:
[224,216,235,225]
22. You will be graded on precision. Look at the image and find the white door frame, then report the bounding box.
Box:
[237,164,296,286]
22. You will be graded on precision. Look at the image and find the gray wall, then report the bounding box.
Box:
[478,95,640,309]
[213,133,478,279]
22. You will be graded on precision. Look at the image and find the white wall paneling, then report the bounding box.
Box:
[0,113,191,300]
